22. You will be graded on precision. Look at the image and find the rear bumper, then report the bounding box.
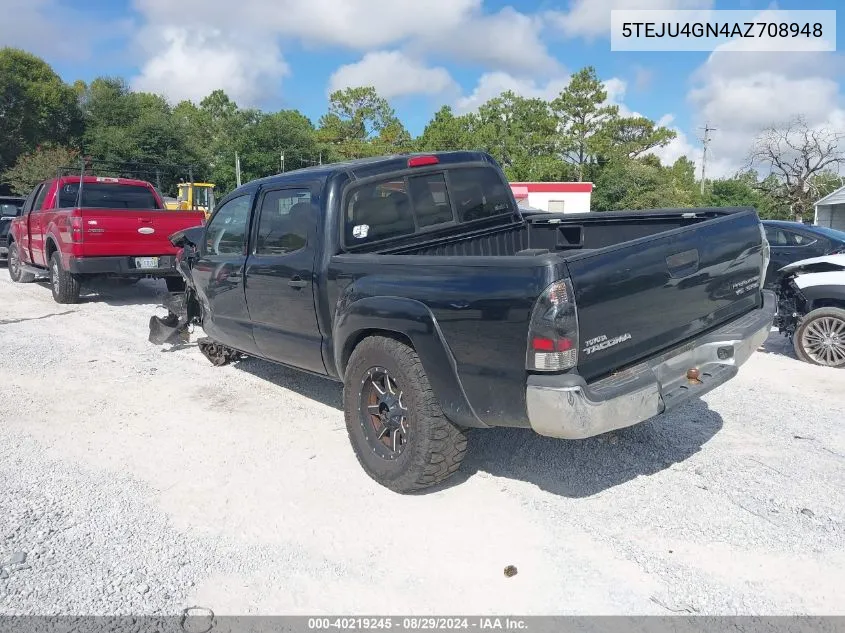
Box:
[525,290,777,440]
[67,255,178,276]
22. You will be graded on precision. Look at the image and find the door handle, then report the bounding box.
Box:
[288,277,308,289]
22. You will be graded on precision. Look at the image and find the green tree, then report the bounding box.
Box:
[0,48,83,174]
[552,67,618,181]
[238,109,321,182]
[1,144,79,194]
[81,77,205,193]
[592,156,700,211]
[317,87,401,160]
[602,116,676,160]
[472,91,568,181]
[417,106,476,152]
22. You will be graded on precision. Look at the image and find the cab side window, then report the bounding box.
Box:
[255,189,311,256]
[204,194,252,256]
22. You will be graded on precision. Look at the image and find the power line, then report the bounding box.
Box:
[700,122,717,196]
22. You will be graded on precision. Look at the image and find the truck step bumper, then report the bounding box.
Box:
[525,290,777,440]
[67,255,178,275]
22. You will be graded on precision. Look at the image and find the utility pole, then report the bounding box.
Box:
[235,153,241,188]
[280,152,285,173]
[700,122,716,196]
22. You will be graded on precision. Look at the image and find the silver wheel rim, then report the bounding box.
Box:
[9,245,19,277]
[800,315,845,366]
[51,258,59,290]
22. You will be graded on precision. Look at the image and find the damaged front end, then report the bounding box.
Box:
[149,226,204,345]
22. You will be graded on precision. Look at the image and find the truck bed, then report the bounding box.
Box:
[381,209,717,257]
[352,207,765,384]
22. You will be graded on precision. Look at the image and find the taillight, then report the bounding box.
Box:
[758,222,770,288]
[408,155,439,168]
[70,216,84,243]
[526,277,579,372]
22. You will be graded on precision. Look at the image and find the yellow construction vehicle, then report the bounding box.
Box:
[164,182,216,219]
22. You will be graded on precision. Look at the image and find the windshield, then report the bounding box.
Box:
[811,225,845,241]
[58,183,161,209]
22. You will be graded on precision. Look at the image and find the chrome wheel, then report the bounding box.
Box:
[8,243,20,278]
[51,257,60,290]
[359,367,409,460]
[800,315,845,367]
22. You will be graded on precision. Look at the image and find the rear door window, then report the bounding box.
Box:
[788,232,817,247]
[765,227,789,246]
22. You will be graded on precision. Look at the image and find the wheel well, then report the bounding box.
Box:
[341,329,414,375]
[45,238,58,260]
[811,299,845,311]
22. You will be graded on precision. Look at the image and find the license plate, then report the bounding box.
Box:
[135,257,159,269]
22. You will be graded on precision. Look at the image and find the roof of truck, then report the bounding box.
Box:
[49,175,157,189]
[240,150,498,190]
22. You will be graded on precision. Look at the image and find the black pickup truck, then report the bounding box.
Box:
[0,195,25,260]
[149,151,776,493]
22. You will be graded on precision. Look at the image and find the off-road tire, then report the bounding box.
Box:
[7,241,35,283]
[49,251,81,304]
[165,276,186,292]
[343,335,468,493]
[793,307,845,368]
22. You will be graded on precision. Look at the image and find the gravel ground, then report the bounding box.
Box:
[0,271,843,616]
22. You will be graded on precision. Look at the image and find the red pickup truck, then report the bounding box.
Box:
[7,176,205,303]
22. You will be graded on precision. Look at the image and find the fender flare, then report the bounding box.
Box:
[333,296,488,429]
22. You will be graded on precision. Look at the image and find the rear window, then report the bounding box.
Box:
[0,202,22,217]
[448,167,514,222]
[344,166,514,246]
[58,183,161,210]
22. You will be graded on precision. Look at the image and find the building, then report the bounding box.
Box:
[814,186,845,231]
[509,182,593,213]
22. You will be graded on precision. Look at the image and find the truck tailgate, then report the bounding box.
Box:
[78,209,205,257]
[567,210,766,382]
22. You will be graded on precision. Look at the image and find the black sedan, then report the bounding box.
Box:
[762,219,845,288]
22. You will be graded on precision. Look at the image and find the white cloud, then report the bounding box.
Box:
[548,0,713,39]
[455,72,571,113]
[0,0,132,61]
[651,123,699,167]
[412,7,560,76]
[130,26,289,106]
[129,0,558,104]
[686,24,845,178]
[133,0,480,50]
[328,51,459,100]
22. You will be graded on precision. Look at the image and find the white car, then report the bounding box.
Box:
[774,254,845,367]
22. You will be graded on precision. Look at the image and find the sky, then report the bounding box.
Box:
[1,0,844,178]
